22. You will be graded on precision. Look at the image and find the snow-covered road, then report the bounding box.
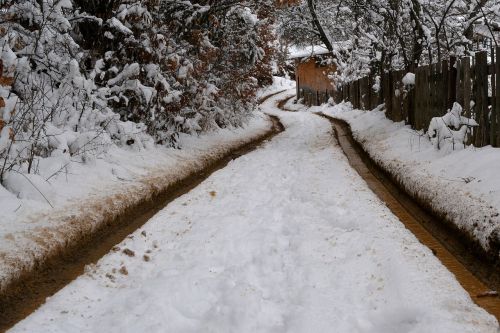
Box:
[10,92,498,332]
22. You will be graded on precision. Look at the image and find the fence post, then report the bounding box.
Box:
[422,65,430,130]
[354,80,357,106]
[355,79,360,109]
[456,58,463,107]
[369,75,376,109]
[428,63,437,123]
[360,77,366,110]
[348,82,352,104]
[391,71,398,122]
[383,71,392,120]
[439,60,451,111]
[449,56,457,109]
[474,51,489,147]
[413,67,421,129]
[354,79,359,108]
[392,71,403,122]
[463,57,471,119]
[491,48,496,147]
[365,75,371,110]
[495,47,500,147]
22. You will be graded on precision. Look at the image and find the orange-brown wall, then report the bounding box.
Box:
[296,57,336,94]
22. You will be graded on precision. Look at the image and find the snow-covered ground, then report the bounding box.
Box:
[256,76,296,99]
[10,91,497,332]
[316,102,500,255]
[0,87,285,292]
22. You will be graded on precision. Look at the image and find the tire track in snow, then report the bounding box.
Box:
[321,114,500,321]
[7,93,498,332]
[0,107,284,332]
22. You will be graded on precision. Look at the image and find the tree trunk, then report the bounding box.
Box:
[307,0,334,52]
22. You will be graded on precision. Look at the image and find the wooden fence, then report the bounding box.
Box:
[333,47,500,148]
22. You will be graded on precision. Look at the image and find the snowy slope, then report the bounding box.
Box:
[319,102,500,255]
[10,91,497,332]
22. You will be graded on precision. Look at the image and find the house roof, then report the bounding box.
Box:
[288,45,331,60]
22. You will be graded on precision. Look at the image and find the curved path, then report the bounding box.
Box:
[8,92,499,332]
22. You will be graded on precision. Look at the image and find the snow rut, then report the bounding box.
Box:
[0,114,283,332]
[9,95,497,332]
[323,115,500,322]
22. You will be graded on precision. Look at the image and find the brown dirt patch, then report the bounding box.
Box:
[323,114,500,321]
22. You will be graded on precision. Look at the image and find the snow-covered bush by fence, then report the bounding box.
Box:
[427,102,478,151]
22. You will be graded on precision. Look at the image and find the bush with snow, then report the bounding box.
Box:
[0,0,275,196]
[402,72,415,87]
[427,102,478,151]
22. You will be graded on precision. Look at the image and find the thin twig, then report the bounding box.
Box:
[11,170,54,208]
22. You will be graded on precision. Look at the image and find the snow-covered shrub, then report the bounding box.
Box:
[402,72,415,87]
[0,0,119,184]
[73,0,275,146]
[0,0,275,187]
[427,102,478,150]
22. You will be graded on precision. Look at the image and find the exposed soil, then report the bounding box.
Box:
[258,89,288,104]
[277,95,295,111]
[0,112,284,332]
[323,115,500,320]
[4,91,498,329]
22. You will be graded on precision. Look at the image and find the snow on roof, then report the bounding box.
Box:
[288,45,331,60]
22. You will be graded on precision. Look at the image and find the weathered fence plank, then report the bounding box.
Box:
[474,51,489,147]
[414,66,422,130]
[456,58,463,107]
[421,66,433,129]
[331,50,499,148]
[496,47,500,147]
[463,57,471,119]
[441,59,449,112]
[492,47,497,147]
[448,57,457,109]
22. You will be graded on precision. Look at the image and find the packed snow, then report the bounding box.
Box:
[10,91,497,332]
[256,76,296,99]
[318,102,500,254]
[0,108,272,294]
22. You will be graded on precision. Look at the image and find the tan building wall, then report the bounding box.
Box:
[295,57,336,106]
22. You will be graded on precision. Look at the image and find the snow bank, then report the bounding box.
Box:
[0,112,272,294]
[318,102,500,256]
[10,93,497,332]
